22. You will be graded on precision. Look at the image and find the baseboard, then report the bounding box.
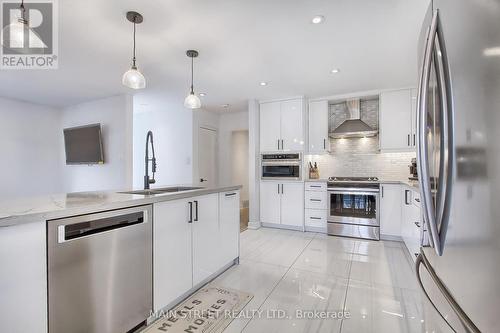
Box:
[304,226,327,233]
[247,221,261,229]
[261,222,303,231]
[380,234,403,242]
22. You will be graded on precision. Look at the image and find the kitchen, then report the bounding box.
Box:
[1,1,499,333]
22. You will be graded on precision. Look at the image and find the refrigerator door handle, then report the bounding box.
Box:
[415,252,480,333]
[417,9,442,255]
[434,9,455,257]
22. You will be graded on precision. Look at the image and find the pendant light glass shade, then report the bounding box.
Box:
[123,12,146,90]
[122,66,146,89]
[185,50,201,109]
[1,19,25,48]
[184,93,201,109]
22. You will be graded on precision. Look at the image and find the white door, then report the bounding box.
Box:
[379,89,413,151]
[281,99,304,151]
[259,102,281,152]
[192,194,220,286]
[153,199,193,311]
[259,181,280,224]
[219,191,240,266]
[280,182,304,228]
[379,184,402,237]
[308,100,329,153]
[198,127,217,187]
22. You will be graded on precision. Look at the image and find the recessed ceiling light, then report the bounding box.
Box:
[260,81,268,86]
[199,92,206,97]
[311,15,325,24]
[221,104,230,108]
[330,68,340,74]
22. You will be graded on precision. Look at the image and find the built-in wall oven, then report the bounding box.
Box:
[261,153,302,180]
[327,180,380,240]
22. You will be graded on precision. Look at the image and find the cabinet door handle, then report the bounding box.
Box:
[381,186,384,198]
[323,138,326,149]
[278,183,280,194]
[408,134,410,146]
[277,139,280,150]
[188,202,193,223]
[413,134,416,146]
[194,200,199,222]
[281,139,284,150]
[225,192,237,197]
[281,184,284,194]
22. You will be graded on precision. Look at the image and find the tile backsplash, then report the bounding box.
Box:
[306,136,416,181]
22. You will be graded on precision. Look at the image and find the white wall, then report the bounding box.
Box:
[60,95,133,192]
[219,111,249,202]
[133,95,193,188]
[0,97,62,199]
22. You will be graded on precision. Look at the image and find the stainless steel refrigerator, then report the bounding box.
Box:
[416,1,500,332]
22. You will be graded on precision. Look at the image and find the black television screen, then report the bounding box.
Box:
[64,124,104,164]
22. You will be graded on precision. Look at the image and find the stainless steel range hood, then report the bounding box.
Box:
[330,99,378,139]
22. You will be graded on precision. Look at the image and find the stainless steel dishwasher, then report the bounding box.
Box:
[48,205,153,333]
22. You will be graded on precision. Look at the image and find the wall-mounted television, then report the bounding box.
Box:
[64,124,104,165]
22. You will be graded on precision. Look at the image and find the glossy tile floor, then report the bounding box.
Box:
[209,227,428,333]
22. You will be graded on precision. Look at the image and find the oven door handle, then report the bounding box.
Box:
[261,161,301,166]
[328,190,380,196]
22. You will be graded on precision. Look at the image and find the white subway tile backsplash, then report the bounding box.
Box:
[306,136,415,181]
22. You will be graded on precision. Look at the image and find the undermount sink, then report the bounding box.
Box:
[120,186,203,195]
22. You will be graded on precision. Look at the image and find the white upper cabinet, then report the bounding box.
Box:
[281,99,305,151]
[260,98,304,152]
[379,184,402,238]
[308,100,330,153]
[379,89,415,151]
[260,101,281,152]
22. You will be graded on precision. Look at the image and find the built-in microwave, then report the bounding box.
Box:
[261,153,302,180]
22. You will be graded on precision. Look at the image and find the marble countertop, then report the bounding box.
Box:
[0,184,242,227]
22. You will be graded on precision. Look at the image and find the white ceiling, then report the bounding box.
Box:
[0,0,429,112]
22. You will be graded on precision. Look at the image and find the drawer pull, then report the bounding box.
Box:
[310,185,322,188]
[310,217,322,220]
[310,199,322,202]
[225,193,237,197]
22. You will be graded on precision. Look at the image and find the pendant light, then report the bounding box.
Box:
[122,11,146,89]
[1,0,28,50]
[184,50,201,109]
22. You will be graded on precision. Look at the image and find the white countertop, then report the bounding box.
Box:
[0,184,242,227]
[305,178,420,190]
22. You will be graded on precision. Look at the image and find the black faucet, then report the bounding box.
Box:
[144,131,157,189]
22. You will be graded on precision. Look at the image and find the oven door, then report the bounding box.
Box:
[261,162,301,180]
[328,190,379,226]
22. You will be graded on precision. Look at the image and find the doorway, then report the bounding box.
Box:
[231,130,249,231]
[197,127,217,188]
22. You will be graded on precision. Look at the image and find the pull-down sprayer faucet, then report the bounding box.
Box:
[144,131,156,189]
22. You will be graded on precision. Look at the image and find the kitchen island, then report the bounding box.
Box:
[0,185,241,333]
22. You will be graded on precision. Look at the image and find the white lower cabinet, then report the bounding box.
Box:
[153,191,240,312]
[153,198,194,312]
[401,187,422,261]
[379,184,402,238]
[304,181,328,232]
[0,221,47,333]
[192,194,220,286]
[219,191,240,265]
[260,181,304,229]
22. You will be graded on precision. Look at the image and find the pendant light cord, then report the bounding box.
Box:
[132,19,137,68]
[190,56,194,94]
[20,0,26,23]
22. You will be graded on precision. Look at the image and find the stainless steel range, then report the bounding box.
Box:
[327,177,380,240]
